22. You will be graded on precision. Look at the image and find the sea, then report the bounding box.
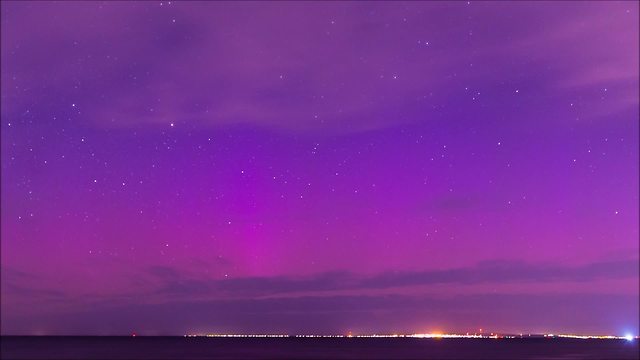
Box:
[1,336,638,359]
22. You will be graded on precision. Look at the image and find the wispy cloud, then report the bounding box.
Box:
[3,2,636,132]
[146,258,639,298]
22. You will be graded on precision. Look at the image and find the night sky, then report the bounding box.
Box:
[1,1,638,336]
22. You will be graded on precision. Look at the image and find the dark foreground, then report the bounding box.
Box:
[1,336,638,360]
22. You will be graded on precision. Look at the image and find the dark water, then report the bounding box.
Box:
[1,336,638,360]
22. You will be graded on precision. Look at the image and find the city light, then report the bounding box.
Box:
[183,332,637,340]
[555,334,636,340]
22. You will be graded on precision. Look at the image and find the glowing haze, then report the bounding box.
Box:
[1,1,638,335]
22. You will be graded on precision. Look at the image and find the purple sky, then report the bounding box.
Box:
[1,1,638,336]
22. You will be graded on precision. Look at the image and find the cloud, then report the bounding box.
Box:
[3,2,636,133]
[1,267,68,301]
[3,293,637,335]
[0,266,36,281]
[1,283,66,299]
[151,268,355,297]
[145,258,638,299]
[148,265,183,280]
[2,259,637,334]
